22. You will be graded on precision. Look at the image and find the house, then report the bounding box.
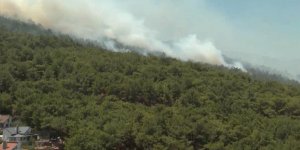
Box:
[0,141,18,150]
[0,115,12,129]
[2,126,32,143]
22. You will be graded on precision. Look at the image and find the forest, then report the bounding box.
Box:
[0,17,300,149]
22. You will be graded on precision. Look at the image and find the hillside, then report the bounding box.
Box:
[0,18,300,149]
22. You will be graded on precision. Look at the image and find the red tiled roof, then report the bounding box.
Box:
[0,115,10,123]
[0,142,17,150]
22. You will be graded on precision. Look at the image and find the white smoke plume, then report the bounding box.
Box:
[0,0,246,71]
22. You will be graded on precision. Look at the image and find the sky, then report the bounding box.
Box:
[207,0,300,55]
[1,0,299,80]
[205,0,300,78]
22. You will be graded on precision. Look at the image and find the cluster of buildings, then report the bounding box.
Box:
[0,114,63,150]
[1,114,32,150]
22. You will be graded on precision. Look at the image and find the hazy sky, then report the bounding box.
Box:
[206,0,300,56]
[206,0,300,78]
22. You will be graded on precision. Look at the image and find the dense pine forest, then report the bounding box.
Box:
[0,17,300,149]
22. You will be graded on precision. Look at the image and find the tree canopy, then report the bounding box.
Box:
[0,17,300,149]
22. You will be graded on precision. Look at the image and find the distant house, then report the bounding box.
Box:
[0,115,12,129]
[2,127,32,143]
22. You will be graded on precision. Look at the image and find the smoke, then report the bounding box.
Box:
[0,0,246,71]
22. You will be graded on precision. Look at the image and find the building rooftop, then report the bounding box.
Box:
[0,115,10,123]
[0,142,18,150]
[3,127,32,138]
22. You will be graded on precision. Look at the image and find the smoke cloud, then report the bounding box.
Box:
[0,0,246,71]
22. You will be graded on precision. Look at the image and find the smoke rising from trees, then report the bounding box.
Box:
[0,0,246,70]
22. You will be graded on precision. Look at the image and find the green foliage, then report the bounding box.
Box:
[0,18,300,149]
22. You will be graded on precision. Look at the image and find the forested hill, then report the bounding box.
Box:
[0,17,53,35]
[0,18,300,149]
